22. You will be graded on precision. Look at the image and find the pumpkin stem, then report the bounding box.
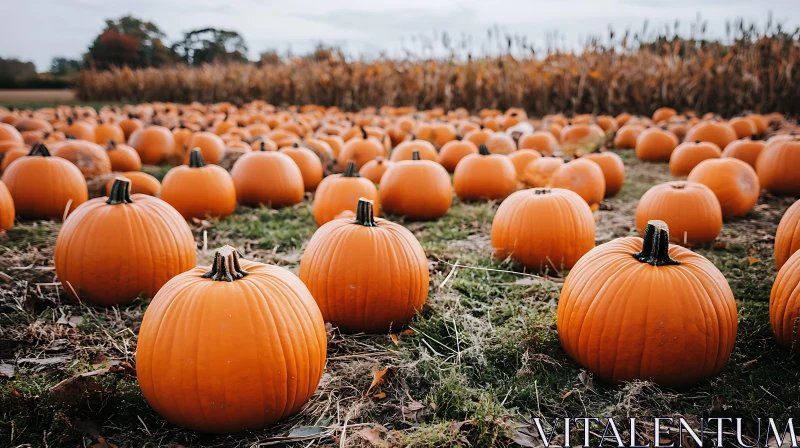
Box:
[354,198,378,227]
[28,142,50,157]
[478,144,491,156]
[106,177,134,205]
[376,156,384,165]
[411,150,421,160]
[361,128,368,140]
[343,161,360,177]
[533,188,550,195]
[293,142,299,148]
[106,140,117,151]
[260,141,266,151]
[189,148,205,167]
[202,245,248,282]
[633,220,680,266]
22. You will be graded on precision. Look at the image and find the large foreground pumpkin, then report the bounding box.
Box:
[775,200,800,269]
[54,177,195,306]
[492,188,595,271]
[557,220,738,388]
[635,181,722,246]
[300,198,428,334]
[770,250,800,352]
[137,245,327,433]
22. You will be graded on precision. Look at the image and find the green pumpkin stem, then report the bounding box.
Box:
[411,150,421,160]
[106,177,134,205]
[354,198,378,227]
[478,144,491,156]
[28,142,50,157]
[343,161,360,177]
[189,148,205,168]
[633,220,680,266]
[202,245,248,282]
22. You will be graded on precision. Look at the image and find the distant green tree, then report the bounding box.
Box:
[0,57,37,80]
[172,28,249,66]
[50,57,82,76]
[86,15,175,68]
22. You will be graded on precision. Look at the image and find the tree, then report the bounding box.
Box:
[50,57,82,76]
[86,15,175,69]
[172,28,249,66]
[0,57,36,80]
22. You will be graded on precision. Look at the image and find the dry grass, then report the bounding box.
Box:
[0,89,76,104]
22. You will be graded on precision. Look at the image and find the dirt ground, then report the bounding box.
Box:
[0,90,77,107]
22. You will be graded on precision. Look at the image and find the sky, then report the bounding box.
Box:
[2,0,799,71]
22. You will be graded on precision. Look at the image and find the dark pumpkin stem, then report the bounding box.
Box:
[361,128,368,140]
[478,144,491,156]
[260,141,266,151]
[106,141,117,151]
[533,188,550,195]
[376,156,384,165]
[633,220,680,266]
[343,161,360,177]
[411,150,421,160]
[107,177,133,205]
[354,198,378,227]
[202,245,248,282]
[189,148,205,168]
[28,142,50,157]
[293,142,299,148]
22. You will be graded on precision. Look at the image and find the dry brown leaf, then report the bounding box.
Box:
[747,256,760,265]
[390,334,399,346]
[366,366,395,395]
[356,426,385,445]
[401,400,427,422]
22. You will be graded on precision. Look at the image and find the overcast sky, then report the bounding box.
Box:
[2,0,799,71]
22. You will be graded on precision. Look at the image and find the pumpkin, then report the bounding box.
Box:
[635,181,722,246]
[128,126,177,165]
[51,139,112,177]
[771,250,800,352]
[687,158,759,219]
[729,117,757,139]
[463,128,493,147]
[756,138,800,196]
[595,116,618,134]
[517,131,559,155]
[302,137,335,168]
[136,245,326,433]
[338,129,385,169]
[316,134,345,159]
[431,122,457,147]
[390,139,438,162]
[484,132,516,155]
[508,149,542,182]
[668,141,722,177]
[557,219,737,388]
[1,147,27,171]
[492,188,595,271]
[359,156,392,184]
[613,124,645,149]
[105,171,161,197]
[635,127,679,161]
[582,150,625,197]
[684,121,738,150]
[185,131,226,165]
[775,200,800,269]
[0,123,24,149]
[652,107,677,123]
[161,149,236,219]
[453,144,518,201]
[300,198,427,333]
[746,114,768,136]
[105,141,142,172]
[280,143,323,191]
[314,161,379,226]
[119,115,143,139]
[55,177,195,306]
[231,148,304,208]
[94,121,125,145]
[250,138,278,152]
[62,118,95,141]
[560,123,604,154]
[523,156,564,187]
[379,151,452,220]
[1,143,87,219]
[615,112,632,126]
[14,117,53,133]
[438,139,478,172]
[721,138,765,169]
[0,180,14,230]
[547,158,606,208]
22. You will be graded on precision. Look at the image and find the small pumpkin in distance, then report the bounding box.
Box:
[729,117,758,139]
[687,158,759,219]
[454,144,518,201]
[1,147,27,171]
[161,149,237,219]
[582,150,625,197]
[185,131,226,165]
[129,126,177,165]
[314,161,379,226]
[391,139,438,162]
[684,120,737,150]
[51,139,112,177]
[94,120,125,145]
[438,139,478,172]
[774,200,800,269]
[652,107,678,123]
[359,156,393,184]
[721,137,765,169]
[635,181,722,246]
[613,124,645,149]
[280,143,323,192]
[105,141,142,172]
[379,151,452,220]
[230,148,305,208]
[669,141,722,177]
[338,129,385,169]
[137,245,326,433]
[756,138,800,196]
[484,132,517,155]
[517,131,559,155]
[507,149,541,182]
[635,127,679,161]
[524,156,564,188]
[105,172,161,197]
[547,158,605,209]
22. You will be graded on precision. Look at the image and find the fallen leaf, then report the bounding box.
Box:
[57,315,84,327]
[401,329,415,336]
[390,334,399,346]
[367,367,395,395]
[747,256,760,265]
[356,426,385,445]
[401,400,427,422]
[373,392,386,399]
[713,241,728,250]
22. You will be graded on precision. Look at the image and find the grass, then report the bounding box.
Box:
[1,149,799,447]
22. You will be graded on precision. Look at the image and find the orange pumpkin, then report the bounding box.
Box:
[518,131,559,156]
[359,156,392,184]
[669,141,722,177]
[484,132,516,155]
[492,188,595,271]
[105,172,161,197]
[0,123,24,150]
[557,219,737,388]
[317,134,345,159]
[729,117,757,139]
[1,144,88,219]
[463,128,493,147]
[721,138,765,169]
[635,181,722,246]
[438,139,478,172]
[507,149,542,182]
[635,127,679,161]
[756,138,800,196]
[652,107,677,123]
[338,130,385,169]
[302,138,335,168]
[547,158,605,208]
[51,139,112,177]
[55,177,194,305]
[613,124,645,149]
[129,126,177,165]
[746,114,768,136]
[231,149,304,208]
[280,143,323,191]
[119,115,143,139]
[300,198,428,333]
[185,132,226,165]
[379,151,452,220]
[390,139,438,162]
[0,179,14,230]
[453,144,518,201]
[1,147,27,171]
[161,149,236,219]
[582,150,625,197]
[687,158,759,219]
[15,117,53,133]
[524,156,564,187]
[62,118,95,141]
[136,245,326,433]
[430,122,457,148]
[684,120,737,150]
[775,200,800,269]
[771,250,800,352]
[94,121,125,145]
[314,161,379,226]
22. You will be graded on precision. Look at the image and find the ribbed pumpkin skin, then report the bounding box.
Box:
[491,188,595,271]
[635,128,679,161]
[51,140,112,177]
[756,139,800,196]
[547,159,606,207]
[54,194,195,306]
[583,151,625,197]
[338,137,384,169]
[161,166,236,219]
[390,140,438,162]
[105,172,162,197]
[438,140,478,172]
[635,181,722,246]
[770,250,800,352]
[557,234,738,388]
[94,122,125,145]
[669,141,722,177]
[379,160,452,220]
[299,216,428,334]
[313,175,379,226]
[721,138,765,168]
[453,153,517,201]
[359,158,393,183]
[231,151,304,207]
[136,258,327,433]
[1,152,88,219]
[106,142,142,172]
[775,200,800,269]
[0,180,14,230]
[279,146,323,192]
[687,158,759,219]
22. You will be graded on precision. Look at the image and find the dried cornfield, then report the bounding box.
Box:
[75,34,800,116]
